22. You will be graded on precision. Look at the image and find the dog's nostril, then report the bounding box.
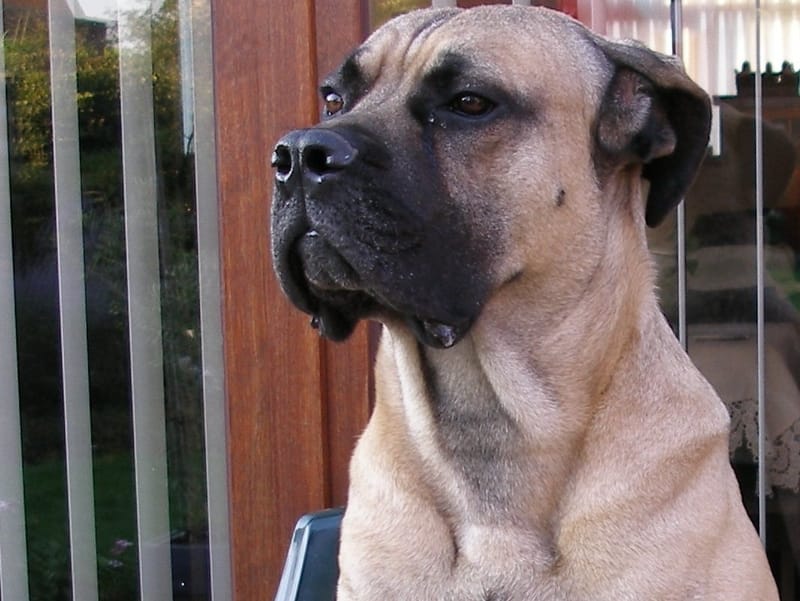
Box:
[272,145,293,178]
[303,145,333,176]
[300,132,357,178]
[274,129,357,184]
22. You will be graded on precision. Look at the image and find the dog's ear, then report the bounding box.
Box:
[594,38,712,227]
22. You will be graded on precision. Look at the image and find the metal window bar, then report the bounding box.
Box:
[117,1,174,598]
[753,0,767,546]
[670,0,688,352]
[187,0,233,597]
[670,0,768,547]
[48,1,100,599]
[0,0,31,598]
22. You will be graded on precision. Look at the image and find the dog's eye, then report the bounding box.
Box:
[323,91,344,116]
[448,93,494,117]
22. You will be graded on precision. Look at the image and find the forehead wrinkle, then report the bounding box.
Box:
[399,8,461,70]
[328,9,460,97]
[421,51,469,90]
[420,51,495,90]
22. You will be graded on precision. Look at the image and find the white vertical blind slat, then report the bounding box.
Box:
[187,0,232,597]
[48,1,100,598]
[118,1,174,598]
[0,0,31,597]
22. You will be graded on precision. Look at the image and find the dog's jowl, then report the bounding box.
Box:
[271,6,779,600]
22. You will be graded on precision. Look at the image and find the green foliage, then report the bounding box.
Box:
[13,0,210,596]
[5,21,53,179]
[76,41,121,153]
[369,0,430,29]
[23,454,138,601]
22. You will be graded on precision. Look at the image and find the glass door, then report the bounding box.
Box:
[0,0,229,599]
[589,0,800,597]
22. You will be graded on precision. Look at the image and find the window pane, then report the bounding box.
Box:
[597,0,800,593]
[758,0,800,592]
[7,6,75,599]
[683,1,800,592]
[2,0,227,598]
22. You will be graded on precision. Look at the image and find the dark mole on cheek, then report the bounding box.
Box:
[556,188,566,207]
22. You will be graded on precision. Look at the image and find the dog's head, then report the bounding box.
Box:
[271,6,711,348]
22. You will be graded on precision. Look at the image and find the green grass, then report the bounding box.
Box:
[768,265,800,311]
[24,452,138,601]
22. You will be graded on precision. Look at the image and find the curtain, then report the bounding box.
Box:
[586,0,800,96]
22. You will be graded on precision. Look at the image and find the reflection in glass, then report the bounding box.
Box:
[602,0,800,595]
[582,0,799,595]
[2,0,223,599]
[369,0,432,30]
[685,91,800,601]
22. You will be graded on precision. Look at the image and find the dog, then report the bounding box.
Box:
[270,6,779,600]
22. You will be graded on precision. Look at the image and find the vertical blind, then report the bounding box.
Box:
[0,0,29,596]
[0,0,230,599]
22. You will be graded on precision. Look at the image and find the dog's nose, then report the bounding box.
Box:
[272,129,357,185]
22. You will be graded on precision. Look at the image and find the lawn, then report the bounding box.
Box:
[24,452,138,601]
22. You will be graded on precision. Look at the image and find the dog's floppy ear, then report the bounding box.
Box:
[593,38,712,227]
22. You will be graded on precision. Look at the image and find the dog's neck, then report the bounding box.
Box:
[377,175,664,528]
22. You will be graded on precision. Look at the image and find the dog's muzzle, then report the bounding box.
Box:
[270,126,488,348]
[270,128,372,341]
[272,129,364,296]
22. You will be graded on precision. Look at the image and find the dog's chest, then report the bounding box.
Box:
[420,346,524,508]
[448,523,562,598]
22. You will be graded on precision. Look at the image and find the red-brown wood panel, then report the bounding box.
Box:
[315,0,369,79]
[212,0,370,597]
[213,0,324,598]
[314,0,373,509]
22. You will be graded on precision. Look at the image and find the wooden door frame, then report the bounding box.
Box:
[211,1,370,598]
